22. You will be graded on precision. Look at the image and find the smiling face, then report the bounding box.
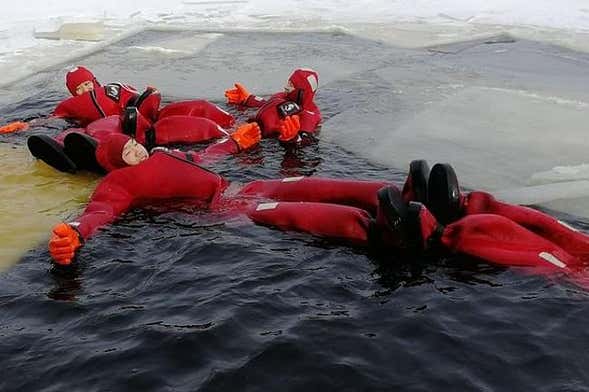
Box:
[75,80,95,96]
[122,139,149,166]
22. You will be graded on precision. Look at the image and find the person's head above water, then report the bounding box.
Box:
[66,66,101,96]
[284,68,319,107]
[96,133,149,172]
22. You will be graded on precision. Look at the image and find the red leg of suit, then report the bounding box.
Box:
[158,100,235,128]
[239,198,578,275]
[462,191,589,262]
[245,201,373,246]
[237,177,392,216]
[439,212,579,272]
[85,113,228,146]
[85,115,122,135]
[148,116,229,145]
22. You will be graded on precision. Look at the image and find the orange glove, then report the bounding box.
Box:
[231,122,261,150]
[224,83,251,105]
[49,223,82,266]
[278,115,301,142]
[0,121,29,134]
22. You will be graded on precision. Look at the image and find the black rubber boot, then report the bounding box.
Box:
[402,159,430,204]
[63,132,104,174]
[427,163,461,225]
[27,135,76,173]
[377,186,417,249]
[122,106,138,137]
[377,186,443,252]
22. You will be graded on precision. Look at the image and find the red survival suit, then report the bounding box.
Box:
[54,83,150,127]
[229,68,321,142]
[48,158,589,282]
[54,85,235,129]
[30,104,236,174]
[85,111,231,148]
[93,123,260,172]
[55,66,234,128]
[52,102,236,155]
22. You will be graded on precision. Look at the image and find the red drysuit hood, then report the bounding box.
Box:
[286,68,318,108]
[96,133,131,172]
[66,66,101,96]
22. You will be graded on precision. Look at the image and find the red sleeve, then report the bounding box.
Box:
[69,153,227,239]
[243,95,267,108]
[54,88,124,126]
[174,138,239,165]
[196,138,239,165]
[70,175,134,239]
[244,91,289,108]
[53,95,100,126]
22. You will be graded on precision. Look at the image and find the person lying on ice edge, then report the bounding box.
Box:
[225,68,321,144]
[46,156,589,286]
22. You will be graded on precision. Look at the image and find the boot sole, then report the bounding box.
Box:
[27,135,77,173]
[63,132,104,174]
[377,186,407,230]
[408,159,430,204]
[122,106,138,137]
[428,163,461,224]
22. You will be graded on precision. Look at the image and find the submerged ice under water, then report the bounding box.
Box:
[2,30,589,391]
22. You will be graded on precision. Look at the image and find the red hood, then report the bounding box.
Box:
[66,66,101,96]
[96,133,131,172]
[285,68,318,108]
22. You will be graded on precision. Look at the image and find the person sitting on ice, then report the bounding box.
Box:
[224,68,321,144]
[46,156,589,289]
[53,65,234,128]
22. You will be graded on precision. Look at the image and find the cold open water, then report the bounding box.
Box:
[2,30,589,391]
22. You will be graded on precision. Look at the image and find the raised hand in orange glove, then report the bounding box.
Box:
[278,115,301,142]
[49,223,82,266]
[231,122,261,150]
[224,83,251,105]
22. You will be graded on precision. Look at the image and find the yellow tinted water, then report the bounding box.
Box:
[0,144,99,270]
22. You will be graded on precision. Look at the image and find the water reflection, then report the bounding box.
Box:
[48,263,83,301]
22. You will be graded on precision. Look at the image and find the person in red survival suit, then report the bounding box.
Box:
[80,121,261,172]
[53,66,234,128]
[53,66,155,127]
[224,68,321,144]
[46,158,589,286]
[27,104,241,173]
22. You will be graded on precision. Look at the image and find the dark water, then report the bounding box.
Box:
[2,31,589,392]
